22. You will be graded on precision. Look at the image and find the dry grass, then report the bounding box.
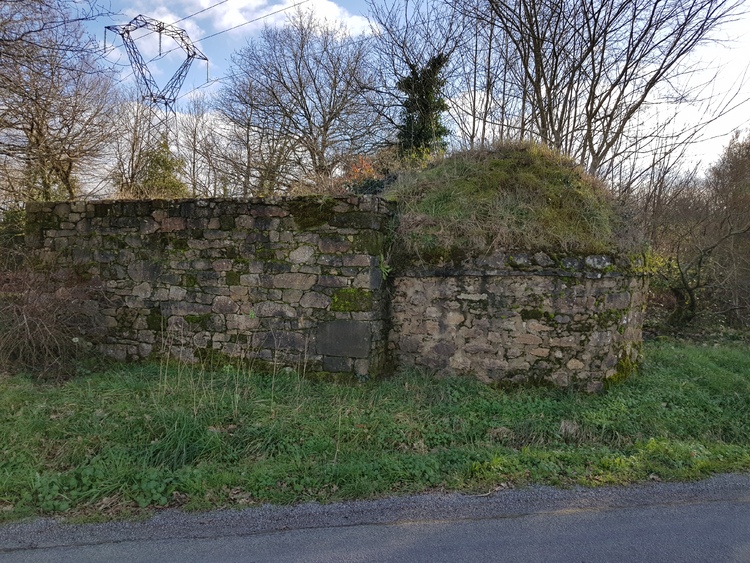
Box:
[0,267,103,379]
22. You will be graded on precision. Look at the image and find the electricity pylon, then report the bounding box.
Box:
[106,15,208,147]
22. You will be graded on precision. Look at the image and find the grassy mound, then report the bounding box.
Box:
[385,143,635,264]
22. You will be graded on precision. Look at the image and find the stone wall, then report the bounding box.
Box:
[389,252,647,392]
[25,196,647,389]
[25,196,395,378]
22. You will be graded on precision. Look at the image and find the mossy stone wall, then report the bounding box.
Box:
[25,196,395,378]
[26,197,647,390]
[389,251,648,392]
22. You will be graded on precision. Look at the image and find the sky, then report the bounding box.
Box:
[94,0,750,168]
[98,0,372,98]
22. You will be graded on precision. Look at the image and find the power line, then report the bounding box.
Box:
[110,0,311,87]
[173,0,232,25]
[107,0,232,51]
[198,0,310,42]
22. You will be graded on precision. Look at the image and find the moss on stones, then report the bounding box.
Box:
[219,215,235,230]
[331,288,374,312]
[604,345,641,389]
[255,247,277,262]
[288,197,336,230]
[185,314,213,330]
[351,230,384,255]
[146,310,165,331]
[171,237,189,251]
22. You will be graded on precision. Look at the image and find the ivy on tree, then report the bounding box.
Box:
[396,53,450,157]
[142,141,187,198]
[125,140,188,199]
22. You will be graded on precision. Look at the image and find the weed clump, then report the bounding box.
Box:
[385,143,638,264]
[0,270,103,379]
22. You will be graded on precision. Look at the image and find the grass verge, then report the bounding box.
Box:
[1,340,749,522]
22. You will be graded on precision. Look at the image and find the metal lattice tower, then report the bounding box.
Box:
[106,15,208,147]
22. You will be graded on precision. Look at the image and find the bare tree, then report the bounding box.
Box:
[470,0,743,180]
[0,0,111,65]
[108,90,189,200]
[221,9,382,190]
[0,0,116,205]
[176,94,224,197]
[215,79,299,196]
[701,131,750,325]
[108,91,151,197]
[446,0,530,149]
[651,132,750,326]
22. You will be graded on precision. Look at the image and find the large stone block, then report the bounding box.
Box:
[317,320,371,358]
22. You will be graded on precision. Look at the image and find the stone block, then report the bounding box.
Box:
[323,355,353,372]
[605,292,631,310]
[213,296,239,314]
[212,259,233,272]
[161,217,186,232]
[255,301,296,318]
[526,320,553,332]
[318,275,349,288]
[464,341,495,355]
[515,333,543,346]
[131,282,152,299]
[449,353,472,370]
[169,286,187,301]
[342,254,374,267]
[550,336,578,347]
[508,358,530,370]
[226,314,260,331]
[566,358,585,370]
[319,238,351,253]
[533,252,555,267]
[354,359,370,376]
[300,291,331,309]
[274,273,317,290]
[317,320,371,358]
[289,245,316,264]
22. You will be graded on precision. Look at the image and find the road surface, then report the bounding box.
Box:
[1,473,748,562]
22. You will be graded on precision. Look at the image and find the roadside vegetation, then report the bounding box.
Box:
[1,339,748,522]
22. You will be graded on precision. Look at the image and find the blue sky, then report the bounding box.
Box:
[95,0,750,166]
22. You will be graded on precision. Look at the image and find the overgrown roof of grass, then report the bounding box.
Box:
[385,143,636,264]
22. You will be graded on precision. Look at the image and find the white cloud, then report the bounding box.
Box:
[193,0,370,37]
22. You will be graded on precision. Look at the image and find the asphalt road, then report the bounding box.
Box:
[1,473,749,562]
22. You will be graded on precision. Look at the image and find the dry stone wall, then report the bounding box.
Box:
[390,252,647,392]
[25,196,395,378]
[25,196,647,389]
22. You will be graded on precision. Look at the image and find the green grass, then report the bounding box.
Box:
[385,143,638,264]
[1,340,749,521]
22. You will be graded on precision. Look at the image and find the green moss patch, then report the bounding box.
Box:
[351,231,385,255]
[146,311,165,331]
[288,197,336,230]
[184,314,213,330]
[331,288,374,312]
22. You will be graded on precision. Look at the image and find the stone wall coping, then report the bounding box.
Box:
[398,251,646,278]
[25,195,397,216]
